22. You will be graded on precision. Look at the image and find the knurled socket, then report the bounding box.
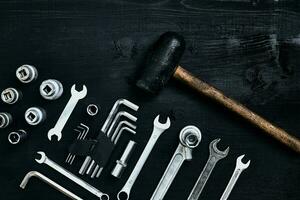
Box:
[40,79,63,100]
[1,88,22,104]
[25,107,46,126]
[16,64,38,83]
[0,112,12,128]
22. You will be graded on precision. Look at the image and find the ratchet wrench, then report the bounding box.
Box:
[187,139,229,200]
[117,115,171,200]
[150,125,202,200]
[220,154,251,200]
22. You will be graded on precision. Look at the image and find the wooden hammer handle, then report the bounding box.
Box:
[174,66,300,153]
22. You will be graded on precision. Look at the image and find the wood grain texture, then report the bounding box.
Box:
[0,1,299,200]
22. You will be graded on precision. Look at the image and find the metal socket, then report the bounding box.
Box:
[111,140,136,178]
[8,130,27,144]
[40,79,63,100]
[16,65,38,83]
[0,112,12,128]
[25,107,46,126]
[1,88,22,104]
[87,104,99,116]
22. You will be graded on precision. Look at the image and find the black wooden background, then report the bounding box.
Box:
[0,1,299,200]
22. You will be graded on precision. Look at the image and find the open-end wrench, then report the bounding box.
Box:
[48,84,87,141]
[150,126,202,200]
[187,139,229,200]
[117,115,171,200]
[220,155,251,200]
[35,151,109,200]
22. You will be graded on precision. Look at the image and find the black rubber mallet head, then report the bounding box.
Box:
[135,31,300,153]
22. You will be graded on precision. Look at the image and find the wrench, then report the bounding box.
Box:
[48,84,87,141]
[150,126,201,200]
[187,139,229,200]
[35,151,109,200]
[117,115,171,200]
[220,155,251,200]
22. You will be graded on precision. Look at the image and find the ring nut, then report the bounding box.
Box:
[1,88,22,104]
[40,79,63,100]
[8,130,27,145]
[16,65,38,83]
[180,126,202,148]
[25,107,46,126]
[87,104,99,116]
[0,112,12,128]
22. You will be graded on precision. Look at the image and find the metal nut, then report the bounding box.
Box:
[40,79,63,100]
[16,65,38,83]
[87,104,99,116]
[1,88,22,104]
[8,130,27,144]
[0,112,12,128]
[25,107,46,125]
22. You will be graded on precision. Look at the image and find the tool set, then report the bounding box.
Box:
[2,32,262,199]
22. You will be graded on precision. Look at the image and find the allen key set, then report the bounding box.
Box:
[4,31,300,200]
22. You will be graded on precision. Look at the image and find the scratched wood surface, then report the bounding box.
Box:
[0,1,299,200]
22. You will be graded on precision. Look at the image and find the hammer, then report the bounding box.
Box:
[136,32,300,154]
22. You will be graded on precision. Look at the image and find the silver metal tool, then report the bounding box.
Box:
[8,130,27,144]
[1,88,22,104]
[48,84,87,141]
[35,151,109,200]
[25,107,46,126]
[220,155,251,200]
[87,104,99,116]
[66,123,90,165]
[20,171,83,200]
[111,120,136,143]
[16,65,38,83]
[101,99,139,134]
[187,139,229,200]
[40,79,64,100]
[113,126,136,145]
[112,140,136,178]
[117,115,171,200]
[150,126,201,200]
[0,112,12,128]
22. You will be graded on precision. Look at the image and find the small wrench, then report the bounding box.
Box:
[117,115,171,200]
[35,151,109,200]
[187,139,229,200]
[220,155,251,200]
[48,84,87,141]
[150,125,201,200]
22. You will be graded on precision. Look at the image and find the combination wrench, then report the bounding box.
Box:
[150,125,202,200]
[48,84,87,141]
[35,151,109,200]
[220,154,251,200]
[117,115,171,200]
[187,139,229,200]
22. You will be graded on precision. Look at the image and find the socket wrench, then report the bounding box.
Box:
[117,115,171,200]
[150,126,201,200]
[35,151,109,200]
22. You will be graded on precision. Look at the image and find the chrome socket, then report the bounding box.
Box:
[86,104,99,116]
[1,88,22,104]
[40,79,63,100]
[16,65,38,83]
[0,112,12,128]
[111,140,136,179]
[25,107,46,126]
[8,130,27,144]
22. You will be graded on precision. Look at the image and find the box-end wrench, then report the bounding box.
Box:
[117,115,171,200]
[35,151,109,200]
[150,126,202,200]
[48,84,87,141]
[187,139,229,200]
[220,155,251,200]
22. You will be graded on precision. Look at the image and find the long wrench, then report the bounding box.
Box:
[220,155,251,200]
[117,115,171,200]
[150,126,201,200]
[48,84,87,141]
[187,139,229,200]
[35,151,109,200]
